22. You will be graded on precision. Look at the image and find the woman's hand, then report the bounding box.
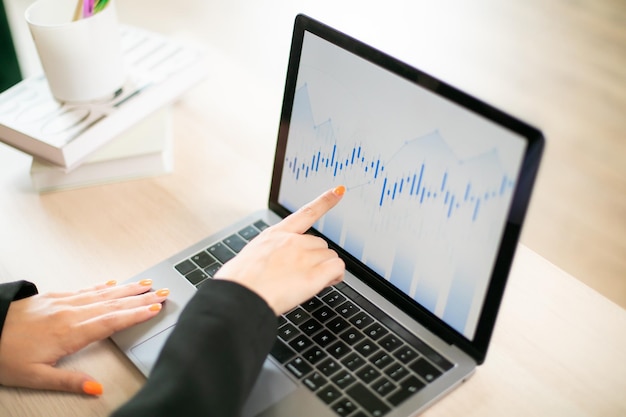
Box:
[0,279,169,395]
[215,185,346,315]
[0,185,345,396]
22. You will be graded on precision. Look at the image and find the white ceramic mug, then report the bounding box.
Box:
[25,0,125,103]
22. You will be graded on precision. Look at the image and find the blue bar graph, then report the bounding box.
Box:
[284,135,513,223]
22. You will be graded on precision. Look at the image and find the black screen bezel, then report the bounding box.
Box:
[268,14,544,364]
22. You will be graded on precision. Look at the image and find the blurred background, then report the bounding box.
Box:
[2,0,625,308]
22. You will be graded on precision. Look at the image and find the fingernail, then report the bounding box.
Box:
[139,279,153,286]
[155,288,170,297]
[333,185,346,196]
[82,380,103,396]
[105,280,117,286]
[149,303,162,312]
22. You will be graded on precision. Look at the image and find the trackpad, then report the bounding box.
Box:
[241,359,297,417]
[130,325,175,375]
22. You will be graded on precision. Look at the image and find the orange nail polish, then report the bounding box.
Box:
[82,380,103,396]
[149,303,162,312]
[333,185,346,196]
[105,280,117,286]
[139,279,153,286]
[155,288,170,297]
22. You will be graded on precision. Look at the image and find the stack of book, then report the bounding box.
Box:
[29,107,173,192]
[0,25,207,192]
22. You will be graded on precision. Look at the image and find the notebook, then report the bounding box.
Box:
[111,14,544,417]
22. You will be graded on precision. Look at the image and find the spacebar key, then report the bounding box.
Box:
[346,383,390,417]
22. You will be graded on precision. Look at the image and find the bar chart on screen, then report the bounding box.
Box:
[284,87,514,219]
[279,80,524,337]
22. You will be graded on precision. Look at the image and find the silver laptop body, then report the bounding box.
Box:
[112,14,544,417]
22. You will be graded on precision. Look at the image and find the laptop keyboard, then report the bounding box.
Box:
[174,219,455,417]
[173,219,269,286]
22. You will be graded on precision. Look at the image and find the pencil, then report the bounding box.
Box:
[72,0,83,21]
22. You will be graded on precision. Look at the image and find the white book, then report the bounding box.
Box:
[0,25,206,170]
[30,106,173,193]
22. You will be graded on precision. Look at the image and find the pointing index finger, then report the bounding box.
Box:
[275,186,346,234]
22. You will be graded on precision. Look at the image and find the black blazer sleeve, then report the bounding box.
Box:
[112,279,278,417]
[0,280,38,339]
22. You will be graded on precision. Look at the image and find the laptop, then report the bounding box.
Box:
[112,14,544,417]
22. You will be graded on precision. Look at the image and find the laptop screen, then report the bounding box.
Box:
[276,29,529,341]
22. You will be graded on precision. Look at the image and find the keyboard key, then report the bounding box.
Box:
[322,290,346,307]
[341,352,366,371]
[203,262,222,277]
[238,225,259,241]
[278,316,287,327]
[378,334,403,352]
[384,363,409,381]
[328,340,351,359]
[253,220,269,231]
[289,335,313,353]
[186,269,208,286]
[331,397,357,416]
[350,312,374,329]
[346,383,390,417]
[223,234,247,253]
[303,346,327,365]
[174,260,196,275]
[270,339,295,364]
[207,242,235,263]
[363,323,389,341]
[302,297,323,312]
[339,328,365,346]
[317,384,342,404]
[370,351,394,369]
[312,305,337,323]
[327,316,350,334]
[299,318,323,336]
[277,323,300,342]
[394,346,418,364]
[336,300,358,318]
[196,279,211,289]
[332,370,356,389]
[317,358,340,377]
[303,372,327,391]
[191,251,215,268]
[355,364,380,384]
[372,377,397,397]
[312,329,337,347]
[409,358,442,383]
[286,307,311,325]
[286,357,312,379]
[387,376,425,406]
[354,339,380,358]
